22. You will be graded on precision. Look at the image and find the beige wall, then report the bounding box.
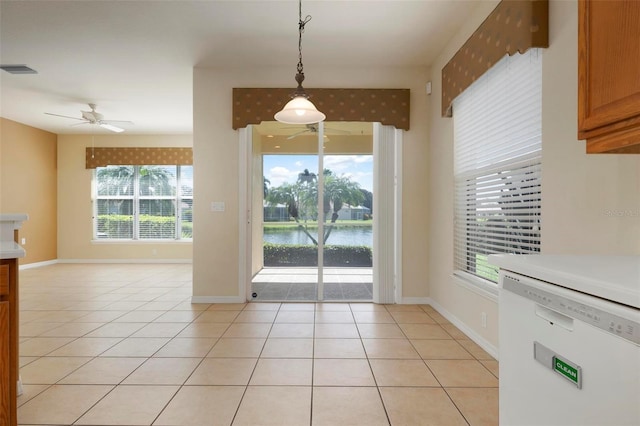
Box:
[540,0,640,254]
[427,0,640,351]
[57,134,193,261]
[193,66,431,300]
[0,118,58,264]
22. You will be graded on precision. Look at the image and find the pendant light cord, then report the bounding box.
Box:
[274,0,326,123]
[296,0,312,77]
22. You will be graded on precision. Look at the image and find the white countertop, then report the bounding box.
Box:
[0,241,26,259]
[489,254,640,309]
[0,213,29,222]
[0,213,29,244]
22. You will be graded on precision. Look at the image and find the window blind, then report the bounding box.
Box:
[94,165,193,241]
[453,49,542,283]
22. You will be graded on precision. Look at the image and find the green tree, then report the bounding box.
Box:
[265,169,364,245]
[359,188,373,215]
[263,177,270,198]
[266,181,319,244]
[137,166,176,216]
[319,174,365,242]
[97,165,176,216]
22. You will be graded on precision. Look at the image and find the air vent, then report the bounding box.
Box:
[0,65,38,74]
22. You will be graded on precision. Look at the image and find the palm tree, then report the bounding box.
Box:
[137,166,176,216]
[265,169,365,245]
[96,165,176,237]
[263,177,270,198]
[297,169,317,184]
[316,174,364,243]
[266,182,319,245]
[97,166,134,197]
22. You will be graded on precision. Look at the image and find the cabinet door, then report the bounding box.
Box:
[0,301,9,426]
[578,0,640,152]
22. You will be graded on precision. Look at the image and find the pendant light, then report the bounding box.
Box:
[274,0,326,125]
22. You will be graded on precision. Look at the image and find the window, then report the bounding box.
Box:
[94,165,193,240]
[453,50,542,283]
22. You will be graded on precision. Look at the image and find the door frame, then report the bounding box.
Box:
[238,123,402,303]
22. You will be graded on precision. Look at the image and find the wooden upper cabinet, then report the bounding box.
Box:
[578,0,640,153]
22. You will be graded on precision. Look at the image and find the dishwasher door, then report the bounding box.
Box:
[499,271,640,426]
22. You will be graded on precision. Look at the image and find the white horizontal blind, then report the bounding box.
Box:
[138,165,178,240]
[454,50,542,283]
[178,165,194,239]
[95,166,135,239]
[94,165,193,240]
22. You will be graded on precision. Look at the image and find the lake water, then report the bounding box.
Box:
[264,226,372,247]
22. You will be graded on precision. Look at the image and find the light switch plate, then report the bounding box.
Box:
[211,201,225,212]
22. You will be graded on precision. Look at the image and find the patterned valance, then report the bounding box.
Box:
[233,88,410,130]
[85,147,193,169]
[442,0,549,117]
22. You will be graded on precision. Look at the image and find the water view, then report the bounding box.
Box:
[264,226,372,247]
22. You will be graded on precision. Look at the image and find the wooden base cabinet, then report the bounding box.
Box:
[578,0,640,153]
[0,301,9,426]
[0,262,17,426]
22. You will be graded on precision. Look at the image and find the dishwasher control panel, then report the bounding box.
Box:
[503,274,640,345]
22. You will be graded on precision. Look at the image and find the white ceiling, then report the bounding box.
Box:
[0,0,478,135]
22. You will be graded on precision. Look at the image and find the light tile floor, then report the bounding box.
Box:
[16,263,498,426]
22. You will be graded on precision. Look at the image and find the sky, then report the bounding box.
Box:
[263,154,373,192]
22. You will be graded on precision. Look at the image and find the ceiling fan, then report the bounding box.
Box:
[45,103,133,133]
[287,123,350,140]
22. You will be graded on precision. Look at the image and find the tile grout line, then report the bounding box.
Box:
[360,304,393,426]
[227,302,279,426]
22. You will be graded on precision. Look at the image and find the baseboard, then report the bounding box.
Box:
[19,259,58,270]
[401,297,430,305]
[57,258,192,264]
[426,297,499,360]
[191,296,246,304]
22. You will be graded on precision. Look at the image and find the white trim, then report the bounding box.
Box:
[191,296,245,304]
[90,240,192,245]
[238,126,252,302]
[373,123,399,304]
[317,122,325,301]
[394,128,403,304]
[452,272,499,302]
[401,297,430,305]
[426,297,499,360]
[19,259,58,270]
[57,258,192,264]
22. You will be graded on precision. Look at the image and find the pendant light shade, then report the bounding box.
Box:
[275,0,325,125]
[274,96,326,124]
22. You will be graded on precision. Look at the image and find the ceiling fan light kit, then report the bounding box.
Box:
[99,123,125,133]
[274,0,325,125]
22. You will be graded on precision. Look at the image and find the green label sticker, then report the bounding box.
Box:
[554,357,579,385]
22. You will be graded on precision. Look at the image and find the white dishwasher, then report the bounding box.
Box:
[490,255,640,426]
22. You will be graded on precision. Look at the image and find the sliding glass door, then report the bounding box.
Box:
[249,121,373,301]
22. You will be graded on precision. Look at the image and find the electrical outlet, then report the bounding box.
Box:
[481,312,487,328]
[21,237,26,245]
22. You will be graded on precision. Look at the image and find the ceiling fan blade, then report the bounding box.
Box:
[101,119,134,125]
[44,112,84,121]
[287,129,311,140]
[70,122,91,127]
[325,127,350,135]
[99,123,125,133]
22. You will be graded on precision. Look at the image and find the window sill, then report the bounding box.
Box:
[452,271,499,302]
[91,239,192,244]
